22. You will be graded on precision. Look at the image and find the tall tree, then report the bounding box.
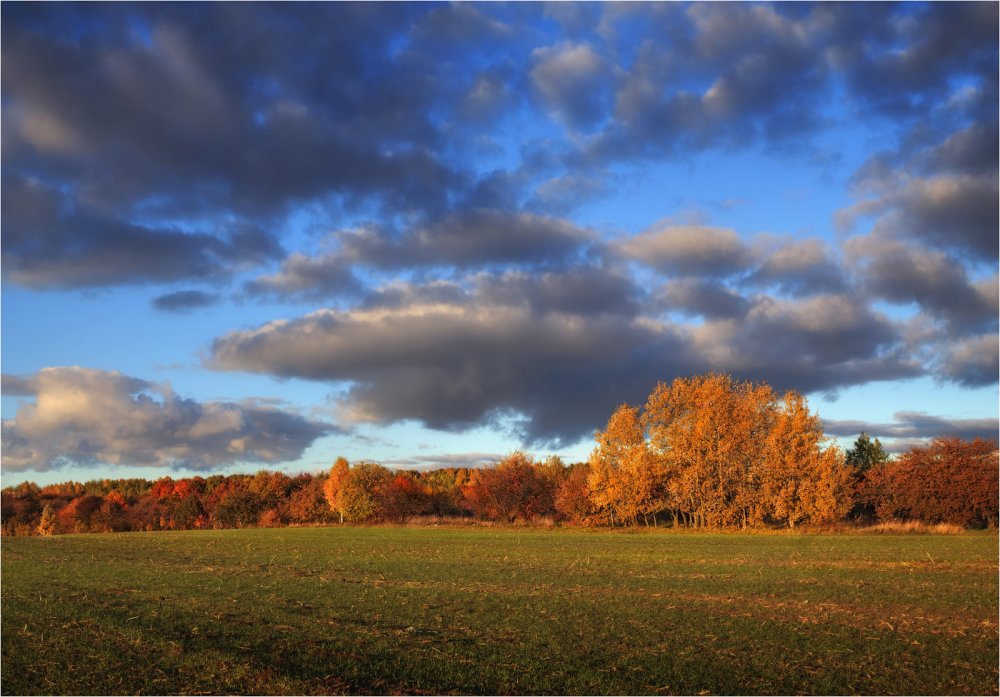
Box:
[338,463,394,523]
[324,457,350,523]
[644,374,776,528]
[588,404,661,526]
[764,391,852,528]
[37,504,59,536]
[845,432,889,479]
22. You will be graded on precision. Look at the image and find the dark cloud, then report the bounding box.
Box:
[824,411,998,443]
[4,1,995,294]
[657,279,750,320]
[588,3,829,161]
[244,253,363,302]
[1,176,283,289]
[846,236,998,334]
[618,224,753,278]
[1,374,38,396]
[841,172,1000,262]
[831,2,998,119]
[920,123,999,177]
[937,334,999,388]
[153,290,220,313]
[475,266,641,317]
[410,3,512,48]
[745,239,847,296]
[339,210,595,270]
[210,280,919,446]
[525,173,610,216]
[687,294,921,394]
[531,42,614,130]
[1,3,466,289]
[0,367,332,472]
[209,280,688,446]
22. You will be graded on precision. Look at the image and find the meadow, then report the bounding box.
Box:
[2,526,997,695]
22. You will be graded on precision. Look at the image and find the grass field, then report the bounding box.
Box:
[2,527,997,695]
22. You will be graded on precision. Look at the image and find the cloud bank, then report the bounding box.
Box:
[1,368,332,472]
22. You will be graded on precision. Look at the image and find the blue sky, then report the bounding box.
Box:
[2,2,997,486]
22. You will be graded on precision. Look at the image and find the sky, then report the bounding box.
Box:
[2,1,997,487]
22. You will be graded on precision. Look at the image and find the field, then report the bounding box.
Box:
[2,527,997,695]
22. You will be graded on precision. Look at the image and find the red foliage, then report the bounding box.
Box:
[463,453,556,522]
[865,437,999,527]
[382,473,431,521]
[554,462,593,524]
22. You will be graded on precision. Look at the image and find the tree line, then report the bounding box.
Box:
[5,374,998,536]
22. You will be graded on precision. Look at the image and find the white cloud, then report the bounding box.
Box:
[1,367,332,472]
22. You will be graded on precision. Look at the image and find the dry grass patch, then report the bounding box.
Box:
[861,521,967,535]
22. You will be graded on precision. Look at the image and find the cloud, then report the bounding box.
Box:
[687,294,921,393]
[841,172,999,262]
[475,266,641,317]
[209,277,685,446]
[381,452,503,470]
[339,210,596,270]
[618,224,753,277]
[2,374,38,397]
[210,277,920,446]
[531,42,614,130]
[846,235,998,334]
[2,176,284,289]
[244,253,363,302]
[1,4,467,289]
[937,334,1000,388]
[0,367,332,472]
[831,2,998,119]
[823,411,998,443]
[153,290,220,313]
[745,239,847,296]
[4,2,995,297]
[656,279,750,320]
[589,3,828,160]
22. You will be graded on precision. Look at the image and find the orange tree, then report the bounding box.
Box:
[591,373,852,529]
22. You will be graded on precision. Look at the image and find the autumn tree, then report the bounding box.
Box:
[324,457,350,523]
[172,494,207,530]
[422,468,468,516]
[95,490,131,532]
[588,404,665,526]
[286,474,330,524]
[2,487,42,536]
[57,495,104,533]
[554,462,593,524]
[846,431,890,520]
[213,489,263,528]
[464,452,556,522]
[339,462,395,523]
[37,504,59,536]
[644,374,777,528]
[762,391,853,528]
[866,437,999,527]
[381,471,431,521]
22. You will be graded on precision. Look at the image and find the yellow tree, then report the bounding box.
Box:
[798,445,853,525]
[764,391,852,527]
[588,404,664,525]
[645,373,775,528]
[323,457,350,523]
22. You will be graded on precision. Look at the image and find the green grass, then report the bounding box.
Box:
[2,527,997,695]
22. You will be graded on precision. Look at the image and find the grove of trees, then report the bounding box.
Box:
[2,374,997,535]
